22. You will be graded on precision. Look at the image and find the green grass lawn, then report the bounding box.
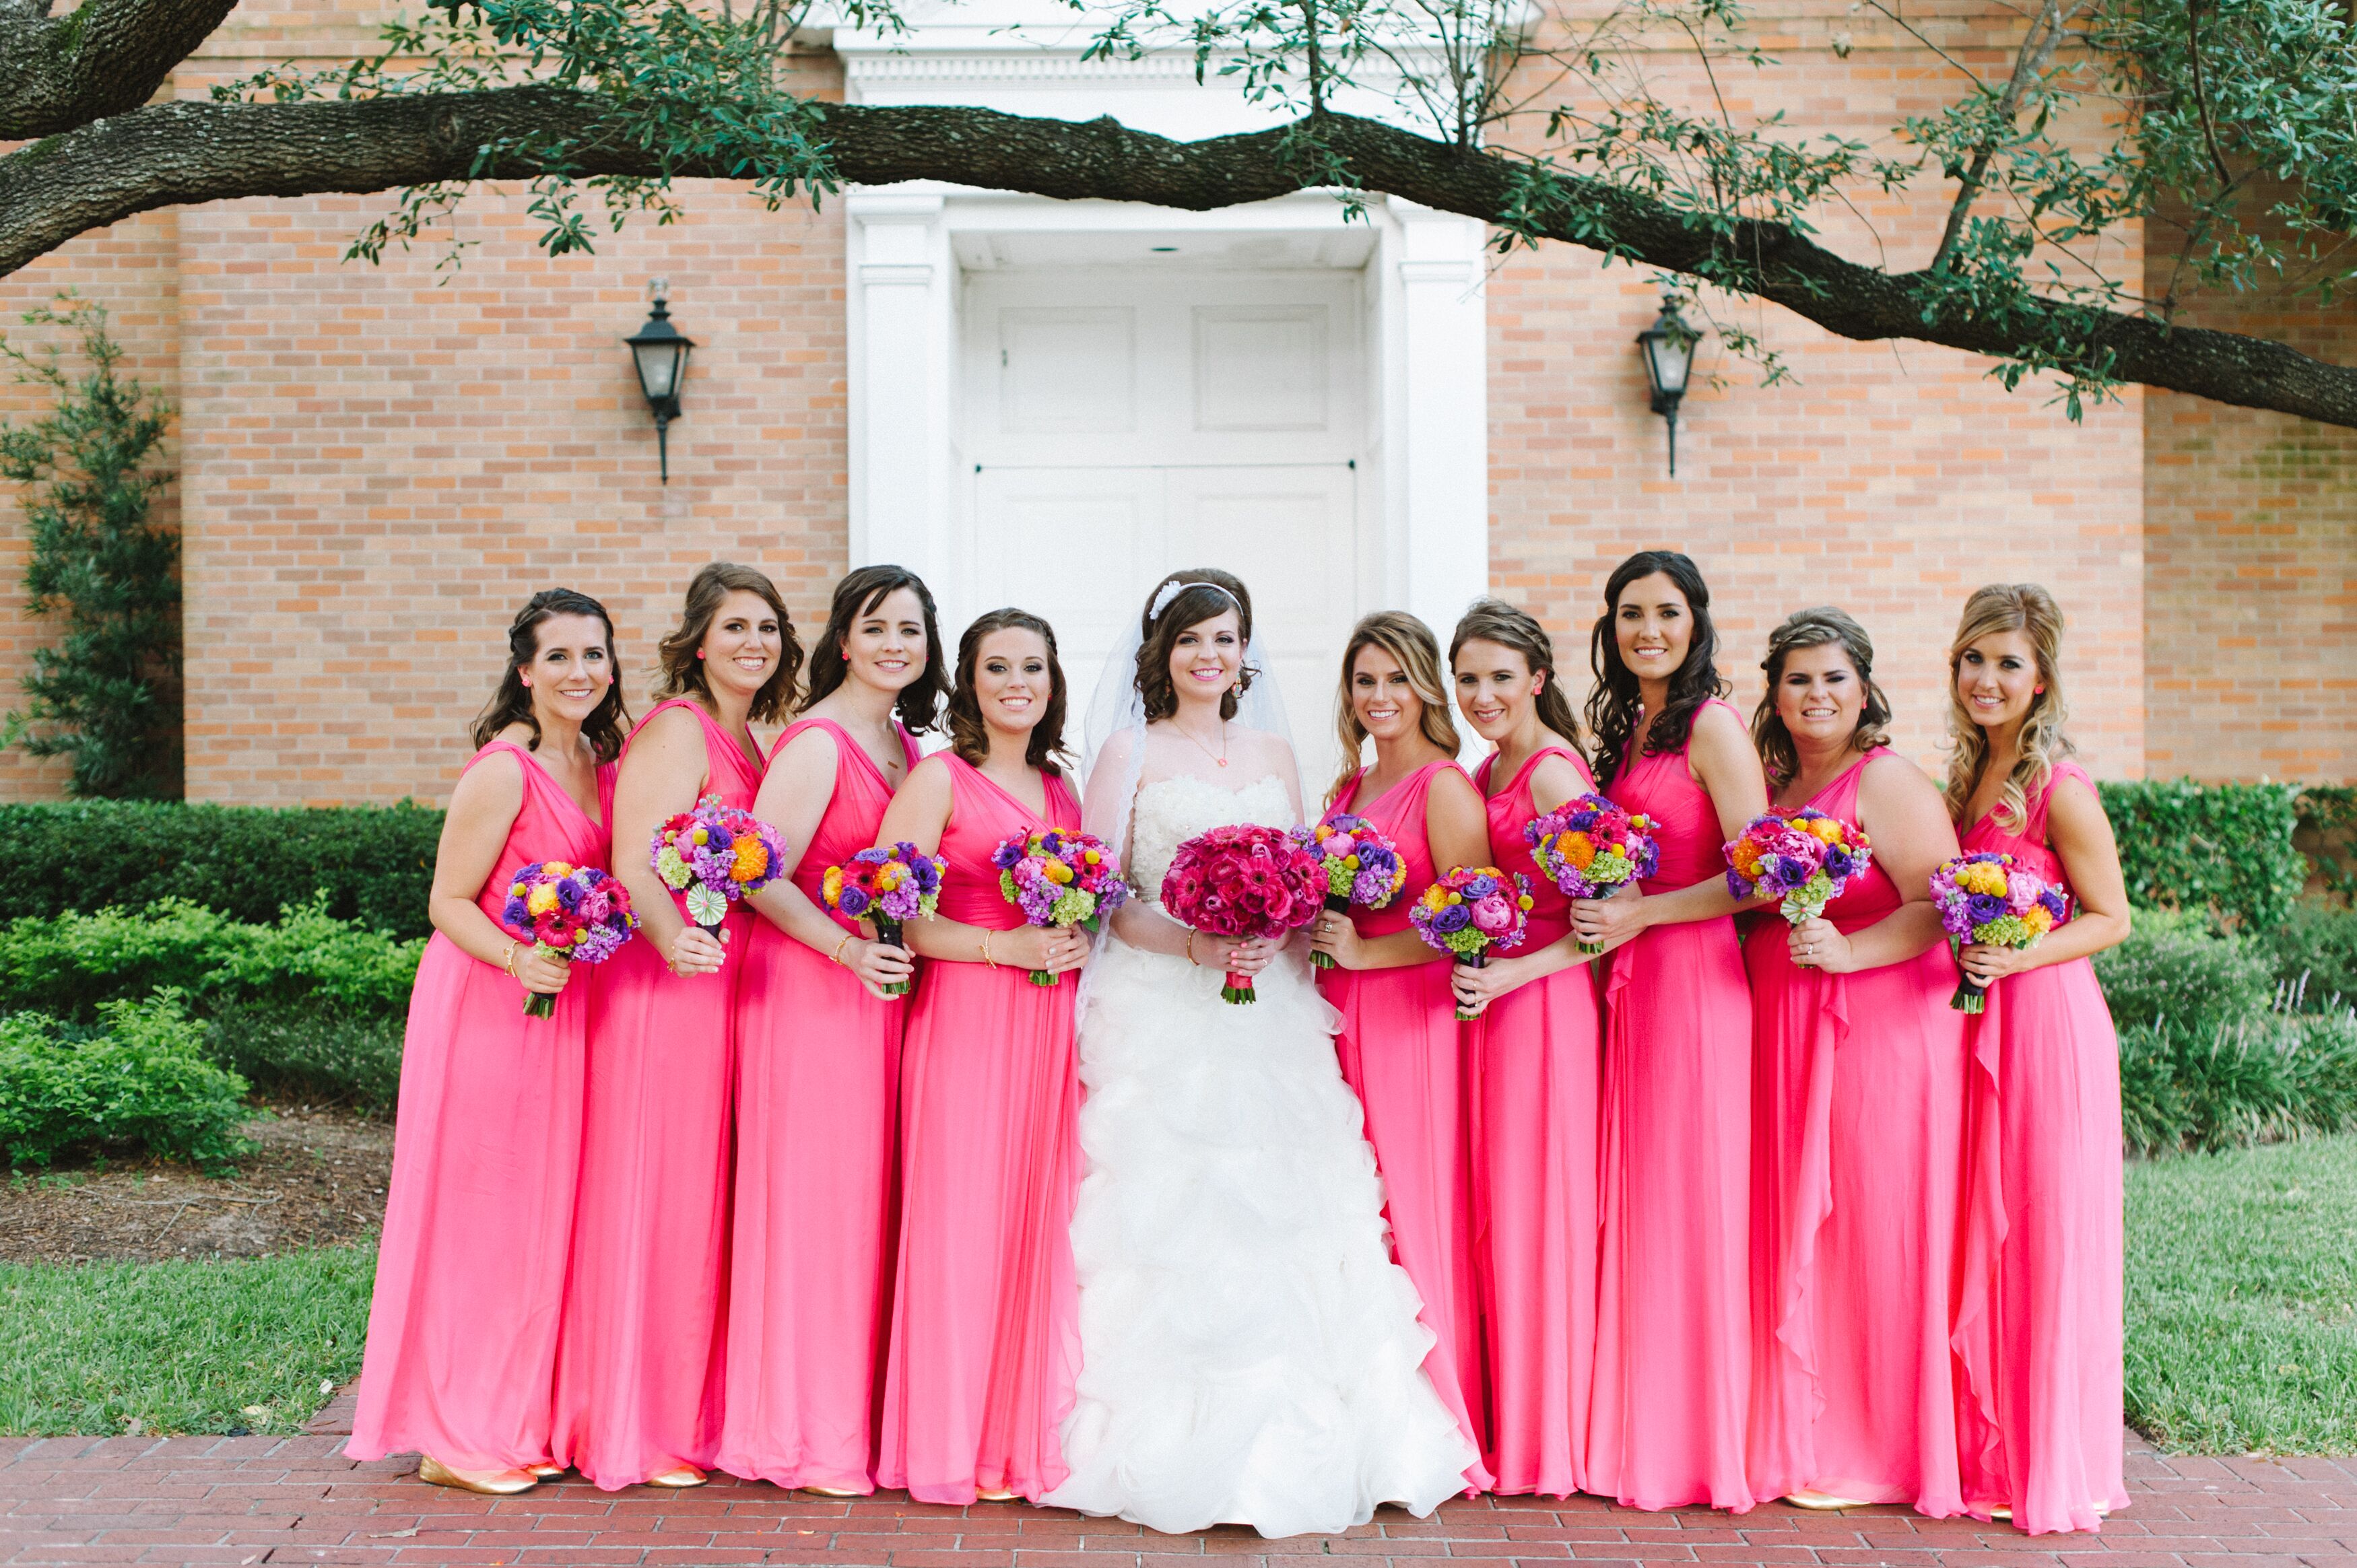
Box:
[2126,1132,2357,1454]
[0,1247,373,1436]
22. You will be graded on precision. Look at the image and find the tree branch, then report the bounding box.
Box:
[3,89,2350,427]
[1928,0,2074,273]
[0,0,242,138]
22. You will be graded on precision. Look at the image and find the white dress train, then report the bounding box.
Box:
[1042,773,1476,1537]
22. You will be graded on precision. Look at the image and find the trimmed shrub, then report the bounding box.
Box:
[2097,780,2307,931]
[2094,908,2276,1033]
[2297,785,2357,904]
[0,799,442,940]
[2265,901,2357,1012]
[2118,1011,2357,1156]
[206,1004,405,1115]
[0,992,254,1169]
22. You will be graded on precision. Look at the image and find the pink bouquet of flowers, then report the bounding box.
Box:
[822,842,945,996]
[498,861,640,1018]
[993,828,1129,987]
[1526,792,1660,955]
[1158,823,1323,1004]
[1723,808,1875,966]
[1290,815,1407,971]
[1410,866,1537,1020]
[1931,852,2071,1013]
[651,794,788,951]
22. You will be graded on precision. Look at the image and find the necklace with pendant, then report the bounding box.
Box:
[1179,720,1229,768]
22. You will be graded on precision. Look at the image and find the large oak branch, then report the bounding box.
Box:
[3,88,2352,427]
[0,0,241,137]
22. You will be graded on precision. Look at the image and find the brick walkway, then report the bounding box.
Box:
[4,1399,2350,1568]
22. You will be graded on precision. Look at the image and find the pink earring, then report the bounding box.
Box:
[519,675,531,688]
[696,648,706,660]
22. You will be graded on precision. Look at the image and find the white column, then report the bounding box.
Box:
[1381,198,1490,642]
[846,192,955,592]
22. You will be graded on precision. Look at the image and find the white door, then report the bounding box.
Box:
[962,268,1367,792]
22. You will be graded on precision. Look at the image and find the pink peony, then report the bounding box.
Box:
[1470,896,1515,934]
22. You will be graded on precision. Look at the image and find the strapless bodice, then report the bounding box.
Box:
[1127,772,1294,906]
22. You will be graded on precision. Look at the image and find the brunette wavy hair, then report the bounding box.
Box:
[948,608,1073,776]
[470,588,631,761]
[797,564,945,734]
[1942,582,2074,833]
[1449,597,1587,763]
[1132,568,1259,724]
[1750,606,1894,786]
[652,561,803,724]
[1331,610,1460,801]
[1584,550,1730,787]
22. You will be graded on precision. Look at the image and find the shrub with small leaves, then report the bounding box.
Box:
[0,992,253,1169]
[2098,779,2308,931]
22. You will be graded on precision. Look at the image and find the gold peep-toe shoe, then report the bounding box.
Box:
[975,1489,1019,1503]
[802,1485,863,1497]
[1785,1489,1871,1511]
[418,1455,537,1495]
[527,1464,567,1479]
[647,1464,709,1489]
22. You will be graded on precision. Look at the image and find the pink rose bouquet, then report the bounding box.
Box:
[1526,792,1660,955]
[1931,852,2070,1013]
[1290,815,1407,970]
[1409,866,1536,1020]
[1158,823,1323,1004]
[992,827,1128,987]
[498,861,640,1018]
[650,794,788,951]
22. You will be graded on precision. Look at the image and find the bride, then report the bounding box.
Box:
[1042,570,1476,1538]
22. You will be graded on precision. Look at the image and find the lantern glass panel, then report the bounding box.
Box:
[634,339,684,402]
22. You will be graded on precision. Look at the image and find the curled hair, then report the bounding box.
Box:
[1133,568,1258,724]
[1585,549,1730,787]
[1750,607,1894,786]
[948,608,1072,776]
[799,564,945,734]
[1943,583,2074,833]
[470,588,630,763]
[653,561,804,724]
[1450,597,1588,765]
[1331,610,1461,801]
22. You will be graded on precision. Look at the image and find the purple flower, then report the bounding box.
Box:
[1463,875,1498,900]
[555,878,585,911]
[1965,891,2008,925]
[2039,889,2070,920]
[1431,904,1472,934]
[991,842,1024,870]
[502,895,531,928]
[838,885,871,917]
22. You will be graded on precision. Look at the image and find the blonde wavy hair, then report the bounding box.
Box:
[1331,611,1460,803]
[1942,583,2075,832]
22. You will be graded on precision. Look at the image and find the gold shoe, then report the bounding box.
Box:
[418,1455,537,1495]
[646,1465,709,1489]
[1785,1489,1871,1511]
[802,1484,863,1498]
[1988,1505,2014,1522]
[975,1489,1018,1503]
[527,1464,566,1479]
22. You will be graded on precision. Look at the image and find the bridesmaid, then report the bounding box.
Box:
[1570,551,1768,1513]
[1741,608,1970,1515]
[350,590,625,1495]
[874,608,1091,1505]
[1944,584,2131,1535]
[1446,599,1604,1499]
[1308,610,1494,1491]
[552,562,801,1491]
[718,566,944,1494]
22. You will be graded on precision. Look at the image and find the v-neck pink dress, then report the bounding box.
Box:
[717,717,919,1491]
[1470,744,1603,1498]
[349,741,613,1473]
[1587,700,1755,1513]
[1318,759,1492,1491]
[875,754,1084,1505]
[1952,760,2126,1535]
[552,699,764,1490]
[1744,749,1969,1513]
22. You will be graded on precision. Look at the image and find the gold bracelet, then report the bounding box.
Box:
[981,930,998,969]
[831,932,854,967]
[502,941,518,978]
[1185,930,1198,967]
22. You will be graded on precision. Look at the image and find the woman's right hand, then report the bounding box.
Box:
[667,924,728,977]
[514,947,574,996]
[997,923,1089,975]
[844,936,916,997]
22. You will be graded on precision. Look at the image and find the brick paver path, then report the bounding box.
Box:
[3,1397,2349,1568]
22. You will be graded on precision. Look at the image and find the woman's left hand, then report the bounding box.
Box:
[1450,955,1527,1017]
[1958,941,2031,988]
[1222,934,1285,976]
[1308,910,1367,971]
[1569,883,1647,951]
[1787,916,1857,974]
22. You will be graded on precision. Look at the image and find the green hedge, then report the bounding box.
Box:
[2098,780,2309,930]
[0,800,442,941]
[2299,785,2357,904]
[0,992,255,1169]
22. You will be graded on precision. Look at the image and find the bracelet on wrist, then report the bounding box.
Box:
[831,932,854,967]
[981,930,998,969]
[502,941,518,978]
[1185,930,1198,967]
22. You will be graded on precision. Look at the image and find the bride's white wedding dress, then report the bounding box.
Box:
[1042,771,1476,1538]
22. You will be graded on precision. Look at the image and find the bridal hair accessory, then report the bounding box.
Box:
[1148,577,1239,623]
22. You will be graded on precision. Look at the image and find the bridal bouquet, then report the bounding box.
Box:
[1411,866,1536,1020]
[1931,852,2070,1013]
[498,862,639,1018]
[1291,815,1406,971]
[993,828,1127,987]
[822,842,945,996]
[1159,823,1323,1004]
[1724,809,1874,965]
[1526,792,1660,955]
[651,794,787,951]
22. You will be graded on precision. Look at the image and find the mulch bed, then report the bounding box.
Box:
[0,1106,391,1266]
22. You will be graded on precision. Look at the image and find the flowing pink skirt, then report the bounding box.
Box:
[1746,930,1969,1512]
[1471,961,1602,1497]
[1325,959,1492,1491]
[1954,958,2127,1535]
[715,920,900,1491]
[875,959,1080,1504]
[348,934,585,1470]
[1588,916,1754,1512]
[550,910,745,1490]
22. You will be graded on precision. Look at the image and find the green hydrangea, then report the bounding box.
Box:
[655,846,692,890]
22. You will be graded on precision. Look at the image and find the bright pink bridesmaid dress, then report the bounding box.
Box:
[1745,749,1968,1513]
[1470,745,1603,1497]
[1319,759,1492,1491]
[551,699,762,1491]
[717,718,918,1491]
[1587,700,1754,1513]
[1953,760,2127,1534]
[349,742,613,1472]
[875,755,1084,1504]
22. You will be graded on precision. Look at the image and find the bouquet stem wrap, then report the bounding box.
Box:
[1452,952,1488,1021]
[870,916,909,996]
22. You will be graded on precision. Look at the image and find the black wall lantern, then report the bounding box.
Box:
[624,279,696,483]
[1634,293,1699,477]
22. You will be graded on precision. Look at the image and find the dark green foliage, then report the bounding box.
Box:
[2265,901,2357,1013]
[2098,779,2309,930]
[2096,908,2277,1032]
[0,295,180,799]
[0,992,254,1169]
[205,1004,405,1114]
[2298,785,2357,904]
[0,798,443,940]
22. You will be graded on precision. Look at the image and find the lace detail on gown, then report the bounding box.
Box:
[1044,774,1477,1537]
